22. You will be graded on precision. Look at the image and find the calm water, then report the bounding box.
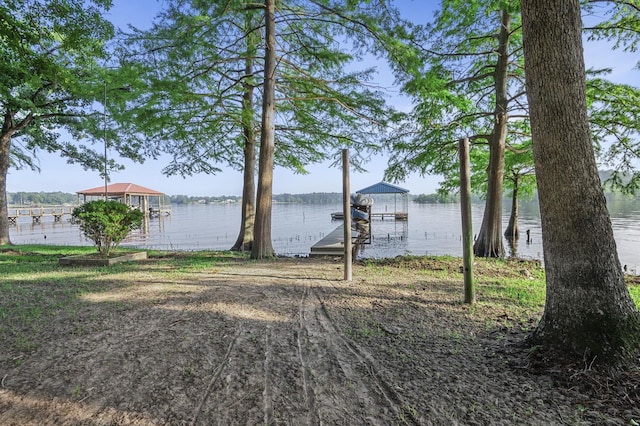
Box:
[8,200,640,273]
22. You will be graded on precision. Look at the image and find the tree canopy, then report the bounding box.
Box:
[121,0,393,177]
[383,0,639,257]
[120,0,400,256]
[0,0,137,244]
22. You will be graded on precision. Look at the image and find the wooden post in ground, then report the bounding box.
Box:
[459,138,475,304]
[342,149,352,281]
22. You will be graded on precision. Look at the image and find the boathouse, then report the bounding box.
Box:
[76,183,171,216]
[356,181,409,220]
[312,181,410,257]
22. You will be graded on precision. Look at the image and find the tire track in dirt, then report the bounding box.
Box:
[296,275,421,425]
[212,264,415,425]
[259,290,311,425]
[263,326,274,425]
[193,269,311,425]
[190,326,241,425]
[296,286,320,426]
[188,322,277,424]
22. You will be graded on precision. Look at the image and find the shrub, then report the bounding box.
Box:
[72,200,144,256]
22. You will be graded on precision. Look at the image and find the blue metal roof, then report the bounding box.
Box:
[356,181,409,194]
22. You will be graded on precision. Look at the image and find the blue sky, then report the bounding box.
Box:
[7,1,638,197]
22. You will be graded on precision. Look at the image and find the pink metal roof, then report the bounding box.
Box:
[77,182,164,196]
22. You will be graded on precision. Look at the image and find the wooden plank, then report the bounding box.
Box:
[310,224,372,257]
[310,225,345,257]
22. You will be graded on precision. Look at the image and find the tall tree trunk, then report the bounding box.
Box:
[0,115,14,245]
[522,0,639,359]
[504,181,519,240]
[231,124,256,252]
[251,0,276,259]
[473,9,510,258]
[231,35,257,252]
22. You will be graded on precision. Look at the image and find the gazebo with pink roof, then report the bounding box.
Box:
[76,182,171,216]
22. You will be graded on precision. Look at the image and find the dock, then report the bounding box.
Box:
[7,204,171,225]
[331,211,408,221]
[310,225,346,257]
[7,206,74,224]
[310,224,372,257]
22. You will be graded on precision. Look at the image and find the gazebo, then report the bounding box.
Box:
[77,182,171,216]
[356,181,409,220]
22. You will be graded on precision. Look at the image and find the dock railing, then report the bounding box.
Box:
[7,205,75,224]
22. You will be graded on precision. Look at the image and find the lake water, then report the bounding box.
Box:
[8,199,640,273]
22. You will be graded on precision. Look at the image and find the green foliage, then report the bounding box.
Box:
[629,282,640,308]
[0,0,151,245]
[7,191,77,205]
[583,1,640,54]
[71,201,143,256]
[385,0,639,199]
[121,0,395,178]
[413,192,456,204]
[385,1,527,186]
[0,0,125,170]
[586,79,640,194]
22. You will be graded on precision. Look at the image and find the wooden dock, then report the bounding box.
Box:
[310,225,346,257]
[7,206,74,224]
[310,225,371,257]
[7,205,171,224]
[331,211,408,221]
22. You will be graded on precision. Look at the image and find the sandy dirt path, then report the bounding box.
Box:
[1,257,638,425]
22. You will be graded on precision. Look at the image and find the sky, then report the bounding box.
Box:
[7,1,639,197]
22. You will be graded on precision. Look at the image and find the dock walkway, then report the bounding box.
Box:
[7,206,74,225]
[310,225,345,257]
[7,205,171,225]
[331,211,407,221]
[310,224,371,257]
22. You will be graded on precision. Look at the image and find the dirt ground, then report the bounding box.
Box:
[1,256,639,425]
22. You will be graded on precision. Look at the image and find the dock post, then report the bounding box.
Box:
[342,149,352,281]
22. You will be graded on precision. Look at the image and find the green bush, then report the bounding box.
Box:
[72,200,144,256]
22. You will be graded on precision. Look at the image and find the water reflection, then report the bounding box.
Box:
[506,235,518,259]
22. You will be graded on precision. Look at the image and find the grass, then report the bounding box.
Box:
[362,255,548,308]
[367,254,640,307]
[0,244,245,351]
[629,282,640,302]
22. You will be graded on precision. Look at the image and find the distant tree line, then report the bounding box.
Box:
[169,195,241,205]
[8,192,78,206]
[412,193,458,204]
[273,193,343,204]
[10,187,638,208]
[273,192,460,204]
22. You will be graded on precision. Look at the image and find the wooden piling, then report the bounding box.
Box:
[342,149,352,281]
